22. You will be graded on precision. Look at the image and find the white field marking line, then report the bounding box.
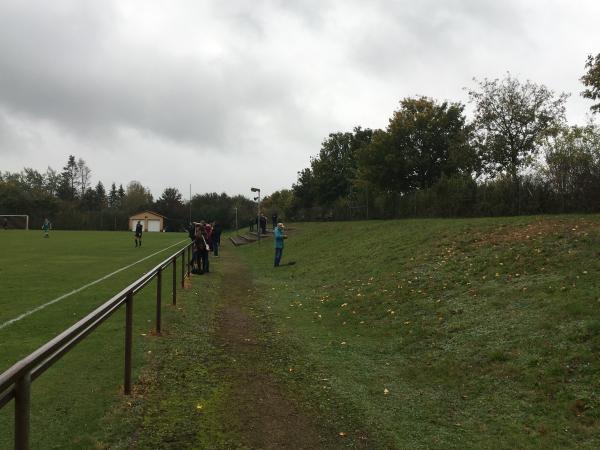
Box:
[0,239,188,331]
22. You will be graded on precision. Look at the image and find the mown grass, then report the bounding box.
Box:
[94,267,224,449]
[95,243,350,449]
[0,230,189,449]
[5,218,600,448]
[92,254,278,449]
[235,216,600,449]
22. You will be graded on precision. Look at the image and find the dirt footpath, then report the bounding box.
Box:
[212,248,324,449]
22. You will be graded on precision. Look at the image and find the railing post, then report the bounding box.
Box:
[15,372,31,450]
[181,251,185,288]
[187,246,191,277]
[124,291,133,395]
[156,267,162,334]
[172,257,177,305]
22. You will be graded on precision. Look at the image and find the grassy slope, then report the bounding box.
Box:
[235,217,600,449]
[0,231,188,449]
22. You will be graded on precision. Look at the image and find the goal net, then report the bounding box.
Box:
[0,215,29,230]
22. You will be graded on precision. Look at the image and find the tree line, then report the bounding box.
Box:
[265,56,600,220]
[0,155,256,230]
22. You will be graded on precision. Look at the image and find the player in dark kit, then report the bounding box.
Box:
[134,221,143,247]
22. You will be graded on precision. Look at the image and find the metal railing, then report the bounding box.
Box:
[0,241,194,450]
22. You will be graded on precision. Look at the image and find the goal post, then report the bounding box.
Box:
[0,215,29,230]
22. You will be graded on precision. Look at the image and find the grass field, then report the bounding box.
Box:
[4,216,600,448]
[0,230,189,449]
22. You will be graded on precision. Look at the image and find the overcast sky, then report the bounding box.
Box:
[0,0,599,198]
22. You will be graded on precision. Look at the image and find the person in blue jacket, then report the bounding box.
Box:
[273,222,286,267]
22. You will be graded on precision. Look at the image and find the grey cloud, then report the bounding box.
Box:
[0,1,324,153]
[346,0,528,80]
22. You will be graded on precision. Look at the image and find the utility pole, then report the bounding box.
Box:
[366,184,369,220]
[189,184,192,224]
[234,207,238,233]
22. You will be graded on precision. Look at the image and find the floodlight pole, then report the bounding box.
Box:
[251,187,261,244]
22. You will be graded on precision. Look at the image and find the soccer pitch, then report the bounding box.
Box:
[0,230,189,448]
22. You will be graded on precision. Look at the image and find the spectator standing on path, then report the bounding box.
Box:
[273,222,286,267]
[205,222,213,251]
[259,214,267,235]
[271,212,277,230]
[192,224,201,273]
[3,218,7,230]
[188,222,195,241]
[42,218,51,238]
[195,225,210,274]
[212,222,222,257]
[134,220,143,247]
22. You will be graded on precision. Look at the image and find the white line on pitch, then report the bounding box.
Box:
[0,239,188,331]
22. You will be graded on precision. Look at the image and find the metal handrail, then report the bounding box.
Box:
[0,241,194,449]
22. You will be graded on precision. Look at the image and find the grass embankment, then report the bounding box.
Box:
[0,231,188,449]
[234,217,600,448]
[99,216,600,449]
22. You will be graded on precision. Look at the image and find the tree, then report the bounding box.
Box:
[581,53,600,114]
[543,124,600,211]
[44,167,60,197]
[95,181,107,209]
[261,189,294,220]
[122,181,153,213]
[108,182,119,208]
[77,158,91,198]
[292,167,317,209]
[188,192,255,230]
[157,187,183,206]
[81,187,99,210]
[468,75,568,181]
[154,187,185,228]
[57,155,78,200]
[358,97,474,194]
[309,128,373,206]
[21,168,45,191]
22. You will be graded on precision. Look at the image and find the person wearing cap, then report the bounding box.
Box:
[273,222,286,267]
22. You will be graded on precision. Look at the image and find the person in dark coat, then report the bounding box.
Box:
[194,225,210,274]
[259,214,267,234]
[271,212,278,230]
[212,222,222,257]
[134,220,143,247]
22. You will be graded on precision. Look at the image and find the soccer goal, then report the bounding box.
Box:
[0,215,29,230]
